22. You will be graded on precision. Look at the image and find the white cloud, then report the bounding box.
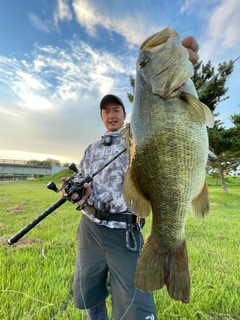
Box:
[180,0,195,13]
[72,0,112,37]
[0,56,53,110]
[0,150,74,163]
[72,0,160,47]
[111,14,159,48]
[208,0,240,48]
[0,38,133,112]
[54,0,72,26]
[180,0,219,16]
[29,1,73,34]
[199,0,240,63]
[0,38,135,160]
[28,13,53,33]
[16,71,46,90]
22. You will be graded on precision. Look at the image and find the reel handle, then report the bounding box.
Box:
[47,181,58,192]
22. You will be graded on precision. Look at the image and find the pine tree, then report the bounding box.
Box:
[193,60,237,193]
[192,60,234,112]
[207,114,240,193]
[127,75,135,103]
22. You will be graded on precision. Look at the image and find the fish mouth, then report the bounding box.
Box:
[171,83,186,94]
[140,27,176,50]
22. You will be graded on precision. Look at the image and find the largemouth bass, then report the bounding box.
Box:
[122,27,214,303]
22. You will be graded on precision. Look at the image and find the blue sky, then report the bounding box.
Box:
[0,0,239,164]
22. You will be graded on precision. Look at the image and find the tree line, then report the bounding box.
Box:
[26,158,69,167]
[127,59,240,193]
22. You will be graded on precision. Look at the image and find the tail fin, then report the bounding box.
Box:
[164,241,190,303]
[135,235,165,291]
[135,236,190,303]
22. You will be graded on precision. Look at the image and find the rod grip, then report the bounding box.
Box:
[8,197,67,245]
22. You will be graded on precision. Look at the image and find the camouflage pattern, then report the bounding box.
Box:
[76,129,133,228]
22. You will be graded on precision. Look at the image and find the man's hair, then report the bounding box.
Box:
[100,94,126,114]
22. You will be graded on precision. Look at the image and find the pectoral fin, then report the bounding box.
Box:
[123,168,151,218]
[201,103,215,128]
[181,91,214,128]
[121,123,131,153]
[121,123,151,217]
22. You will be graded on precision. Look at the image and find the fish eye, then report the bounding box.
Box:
[139,57,148,69]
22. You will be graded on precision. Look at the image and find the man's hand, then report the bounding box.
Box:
[78,182,92,201]
[182,36,199,66]
[59,177,92,201]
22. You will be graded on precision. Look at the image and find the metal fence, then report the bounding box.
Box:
[0,159,31,165]
[0,159,69,167]
[0,175,34,182]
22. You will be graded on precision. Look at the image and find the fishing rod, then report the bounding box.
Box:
[8,147,127,245]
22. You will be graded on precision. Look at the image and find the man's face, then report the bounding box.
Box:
[101,101,126,132]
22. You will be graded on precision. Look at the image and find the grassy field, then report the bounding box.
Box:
[0,173,240,320]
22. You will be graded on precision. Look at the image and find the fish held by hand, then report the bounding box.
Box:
[122,27,214,303]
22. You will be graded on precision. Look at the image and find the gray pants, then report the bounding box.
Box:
[86,300,108,320]
[73,214,157,320]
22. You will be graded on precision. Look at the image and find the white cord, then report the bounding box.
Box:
[119,229,143,320]
[79,260,89,317]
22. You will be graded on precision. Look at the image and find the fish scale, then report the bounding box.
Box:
[121,27,214,303]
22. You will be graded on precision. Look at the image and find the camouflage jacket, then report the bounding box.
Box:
[76,129,133,228]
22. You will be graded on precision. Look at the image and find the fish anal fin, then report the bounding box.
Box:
[191,179,210,218]
[135,237,190,304]
[123,168,151,218]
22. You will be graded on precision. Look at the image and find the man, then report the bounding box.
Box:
[63,94,157,319]
[61,36,199,320]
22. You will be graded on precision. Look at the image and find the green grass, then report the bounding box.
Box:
[0,177,240,319]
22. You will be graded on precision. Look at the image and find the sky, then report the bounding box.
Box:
[0,0,239,165]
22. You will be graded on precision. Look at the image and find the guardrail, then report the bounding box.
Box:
[0,159,67,166]
[0,175,33,182]
[0,160,68,176]
[0,159,33,165]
